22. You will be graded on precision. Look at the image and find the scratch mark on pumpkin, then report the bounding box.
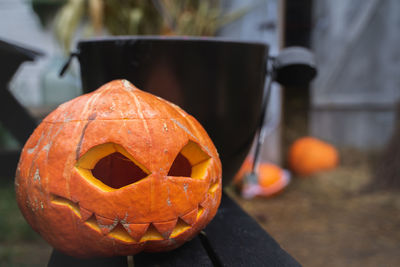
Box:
[183,183,188,193]
[167,186,172,206]
[169,102,188,118]
[27,131,44,154]
[120,212,129,226]
[170,118,197,141]
[79,84,108,123]
[122,79,135,91]
[43,123,64,163]
[98,217,119,232]
[163,122,168,132]
[52,122,64,137]
[75,113,97,160]
[109,101,116,111]
[62,111,72,123]
[33,169,41,184]
[125,88,151,136]
[88,113,97,121]
[15,171,21,188]
[42,143,51,152]
[124,226,132,234]
[27,123,53,199]
[34,198,39,211]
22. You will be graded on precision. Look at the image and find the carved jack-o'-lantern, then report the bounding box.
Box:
[15,80,222,258]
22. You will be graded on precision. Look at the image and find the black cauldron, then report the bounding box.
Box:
[64,36,316,185]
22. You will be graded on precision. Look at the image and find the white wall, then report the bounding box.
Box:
[311,0,400,149]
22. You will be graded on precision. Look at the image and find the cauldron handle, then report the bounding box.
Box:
[59,51,79,77]
[247,47,317,184]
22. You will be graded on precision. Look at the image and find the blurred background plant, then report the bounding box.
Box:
[52,0,250,51]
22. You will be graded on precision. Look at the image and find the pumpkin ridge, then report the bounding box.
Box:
[124,86,152,139]
[77,85,108,122]
[43,118,183,124]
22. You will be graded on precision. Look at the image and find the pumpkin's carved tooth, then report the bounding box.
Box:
[153,219,178,239]
[200,196,212,210]
[196,205,204,220]
[140,224,164,241]
[108,223,137,243]
[50,195,81,218]
[85,215,101,233]
[169,218,191,238]
[80,206,93,222]
[122,223,150,241]
[208,180,219,197]
[180,207,198,225]
[95,214,119,235]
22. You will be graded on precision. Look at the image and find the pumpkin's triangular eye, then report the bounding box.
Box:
[168,141,211,179]
[92,152,148,189]
[75,143,150,190]
[168,153,191,177]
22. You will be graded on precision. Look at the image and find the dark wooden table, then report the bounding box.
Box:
[48,192,300,267]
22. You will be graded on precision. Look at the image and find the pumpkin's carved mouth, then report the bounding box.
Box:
[50,194,210,243]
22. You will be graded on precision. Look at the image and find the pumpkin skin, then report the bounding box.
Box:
[288,137,338,176]
[15,80,222,258]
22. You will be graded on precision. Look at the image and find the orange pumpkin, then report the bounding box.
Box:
[288,137,338,176]
[15,80,222,258]
[234,157,290,198]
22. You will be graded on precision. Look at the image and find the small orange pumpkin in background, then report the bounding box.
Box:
[15,80,222,258]
[288,137,338,176]
[234,157,290,198]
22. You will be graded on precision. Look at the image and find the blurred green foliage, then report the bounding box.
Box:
[0,179,47,266]
[0,180,40,243]
[0,123,20,150]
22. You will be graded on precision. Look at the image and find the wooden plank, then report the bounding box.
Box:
[203,193,301,266]
[47,250,128,267]
[134,236,213,267]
